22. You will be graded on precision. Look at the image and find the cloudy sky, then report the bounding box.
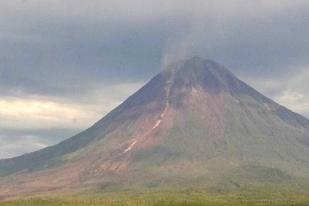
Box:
[0,0,309,159]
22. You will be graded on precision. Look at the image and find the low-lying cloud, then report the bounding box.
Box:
[245,66,309,117]
[0,81,143,158]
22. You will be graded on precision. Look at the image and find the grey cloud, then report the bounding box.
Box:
[163,3,309,77]
[1,0,309,94]
[0,17,177,100]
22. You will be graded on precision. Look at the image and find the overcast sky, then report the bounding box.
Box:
[0,0,309,159]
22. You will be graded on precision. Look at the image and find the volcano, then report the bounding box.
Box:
[1,57,309,198]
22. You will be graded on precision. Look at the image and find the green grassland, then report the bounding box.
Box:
[1,189,309,206]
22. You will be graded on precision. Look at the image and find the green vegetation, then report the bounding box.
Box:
[1,189,309,206]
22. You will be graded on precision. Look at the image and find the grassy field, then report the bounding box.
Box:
[1,189,309,206]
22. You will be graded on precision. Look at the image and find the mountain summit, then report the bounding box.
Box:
[1,57,309,198]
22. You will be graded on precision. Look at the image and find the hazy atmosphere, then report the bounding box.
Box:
[1,0,309,159]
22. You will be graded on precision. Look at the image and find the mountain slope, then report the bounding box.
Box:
[0,56,309,198]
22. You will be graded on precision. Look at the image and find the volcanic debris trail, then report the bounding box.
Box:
[122,71,174,154]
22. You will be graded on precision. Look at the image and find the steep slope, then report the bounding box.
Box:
[0,56,309,198]
[0,68,168,176]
